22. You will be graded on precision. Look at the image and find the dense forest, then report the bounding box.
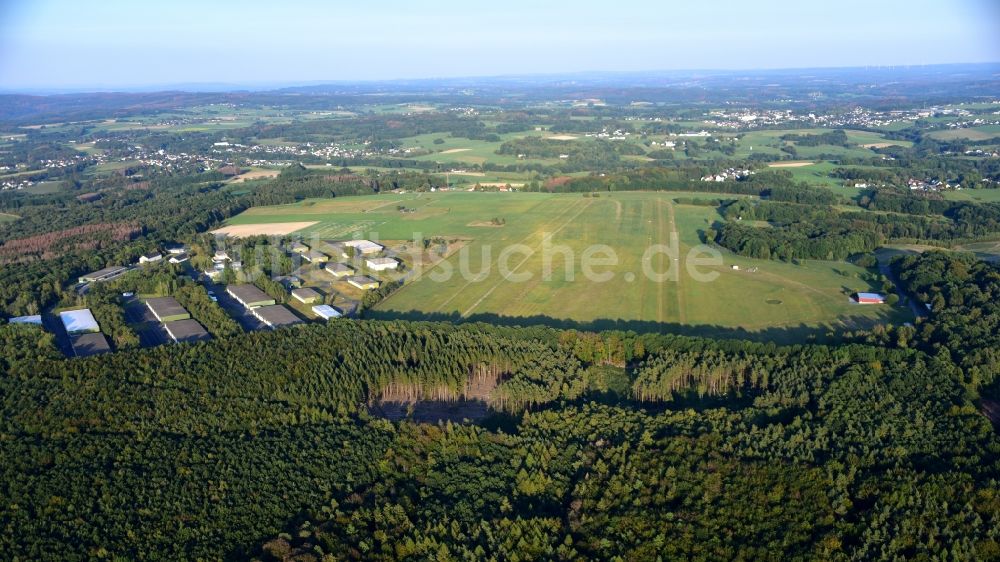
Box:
[1,305,998,559]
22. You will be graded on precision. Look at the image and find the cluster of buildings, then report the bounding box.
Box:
[704,107,919,130]
[203,249,242,281]
[146,296,210,343]
[963,149,1000,158]
[221,139,416,164]
[907,178,962,192]
[583,127,631,141]
[78,247,190,286]
[701,168,752,182]
[58,308,111,356]
[226,284,303,329]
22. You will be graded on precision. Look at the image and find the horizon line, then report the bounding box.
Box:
[2,61,998,96]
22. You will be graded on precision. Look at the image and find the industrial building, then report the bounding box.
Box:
[164,319,211,343]
[251,304,304,329]
[302,250,330,263]
[291,287,322,304]
[342,239,383,256]
[226,284,277,309]
[145,296,191,322]
[78,265,129,284]
[347,275,380,290]
[9,315,43,326]
[70,333,111,357]
[59,309,100,334]
[366,257,399,271]
[312,304,342,320]
[325,262,354,278]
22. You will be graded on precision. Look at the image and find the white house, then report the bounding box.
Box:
[139,252,163,264]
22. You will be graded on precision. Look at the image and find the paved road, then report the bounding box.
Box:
[201,280,266,332]
[876,252,928,320]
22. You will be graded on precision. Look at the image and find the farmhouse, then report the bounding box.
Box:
[342,239,383,256]
[164,319,211,343]
[312,304,342,320]
[226,284,276,309]
[70,333,111,357]
[855,292,886,304]
[251,304,304,329]
[325,262,354,278]
[291,287,322,304]
[59,309,100,334]
[302,250,329,264]
[145,296,191,322]
[366,257,399,271]
[139,252,163,264]
[78,265,129,284]
[347,275,380,290]
[9,315,43,326]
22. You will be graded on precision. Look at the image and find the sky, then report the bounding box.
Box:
[0,0,998,91]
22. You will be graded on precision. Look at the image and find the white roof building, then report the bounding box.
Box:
[9,315,43,326]
[343,239,383,255]
[312,304,343,320]
[59,309,100,334]
[366,257,399,271]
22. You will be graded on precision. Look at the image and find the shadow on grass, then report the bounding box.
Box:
[366,309,892,345]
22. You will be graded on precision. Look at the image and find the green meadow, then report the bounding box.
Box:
[928,125,1000,142]
[225,191,907,341]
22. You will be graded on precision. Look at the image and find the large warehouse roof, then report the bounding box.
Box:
[71,333,110,357]
[252,304,303,329]
[226,284,276,308]
[164,319,211,343]
[59,309,100,334]
[145,296,190,322]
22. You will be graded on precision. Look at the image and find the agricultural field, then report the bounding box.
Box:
[397,131,563,167]
[222,191,907,342]
[731,128,910,160]
[943,188,1000,203]
[927,124,1000,141]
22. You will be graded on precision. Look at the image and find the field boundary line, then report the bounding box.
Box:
[431,197,589,312]
[460,198,594,317]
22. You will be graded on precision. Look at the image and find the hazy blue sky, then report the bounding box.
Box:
[0,0,997,89]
